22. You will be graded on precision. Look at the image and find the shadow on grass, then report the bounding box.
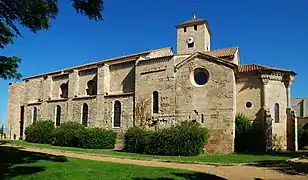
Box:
[249,159,308,176]
[0,145,67,179]
[236,150,308,158]
[133,172,227,180]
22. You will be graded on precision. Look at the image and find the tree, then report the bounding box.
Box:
[0,0,104,79]
[0,124,3,139]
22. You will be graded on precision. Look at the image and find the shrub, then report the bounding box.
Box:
[235,113,254,152]
[25,120,54,144]
[124,121,209,156]
[298,126,308,149]
[81,128,117,149]
[123,127,152,153]
[52,121,85,147]
[150,121,208,156]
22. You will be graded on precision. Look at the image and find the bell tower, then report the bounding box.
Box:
[176,13,211,55]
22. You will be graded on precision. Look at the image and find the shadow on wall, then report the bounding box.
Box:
[238,77,260,93]
[0,142,67,179]
[133,172,227,180]
[122,67,135,93]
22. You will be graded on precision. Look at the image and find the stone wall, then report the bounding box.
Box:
[104,95,134,131]
[25,78,43,102]
[109,61,135,94]
[7,82,25,139]
[135,56,175,127]
[52,75,69,98]
[236,74,262,121]
[78,68,97,96]
[267,78,288,150]
[174,55,236,153]
[177,23,210,54]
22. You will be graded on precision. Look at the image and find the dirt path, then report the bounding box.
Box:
[2,144,308,180]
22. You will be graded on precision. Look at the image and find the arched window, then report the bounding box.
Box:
[32,107,37,123]
[274,103,280,123]
[86,78,97,95]
[60,82,68,98]
[55,105,61,126]
[153,91,159,114]
[82,103,88,126]
[113,101,121,128]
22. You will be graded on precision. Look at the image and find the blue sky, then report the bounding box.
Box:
[1,0,308,126]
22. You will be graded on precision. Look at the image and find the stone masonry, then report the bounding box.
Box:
[7,15,297,153]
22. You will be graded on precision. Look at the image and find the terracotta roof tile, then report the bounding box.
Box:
[206,47,238,58]
[238,64,295,74]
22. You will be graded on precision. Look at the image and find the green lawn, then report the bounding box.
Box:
[1,140,300,164]
[0,145,220,180]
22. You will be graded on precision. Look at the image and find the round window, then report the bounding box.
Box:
[246,102,252,108]
[193,68,209,86]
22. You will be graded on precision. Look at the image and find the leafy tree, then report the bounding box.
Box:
[0,0,104,79]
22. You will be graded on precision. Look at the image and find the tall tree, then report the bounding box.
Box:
[0,0,104,79]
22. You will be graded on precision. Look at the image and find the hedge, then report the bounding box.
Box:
[81,128,117,149]
[25,120,55,144]
[124,121,209,156]
[123,127,152,153]
[235,113,264,152]
[52,121,86,147]
[298,125,308,149]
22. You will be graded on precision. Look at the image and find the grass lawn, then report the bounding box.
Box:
[1,140,300,164]
[0,145,219,180]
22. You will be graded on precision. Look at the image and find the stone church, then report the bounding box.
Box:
[7,15,297,153]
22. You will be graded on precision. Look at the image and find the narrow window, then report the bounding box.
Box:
[20,106,24,138]
[82,103,88,126]
[194,25,197,31]
[153,91,159,114]
[201,114,204,123]
[300,100,304,117]
[184,27,187,32]
[55,105,61,126]
[60,82,68,98]
[274,103,279,123]
[114,101,121,128]
[33,107,37,123]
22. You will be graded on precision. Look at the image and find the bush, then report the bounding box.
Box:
[124,121,209,156]
[298,126,308,149]
[81,128,117,149]
[123,127,152,153]
[52,121,85,147]
[235,113,254,152]
[25,120,55,144]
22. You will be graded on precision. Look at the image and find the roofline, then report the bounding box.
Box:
[22,47,173,80]
[175,51,238,71]
[239,64,297,76]
[175,20,211,36]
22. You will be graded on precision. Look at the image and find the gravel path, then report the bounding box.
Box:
[2,144,308,180]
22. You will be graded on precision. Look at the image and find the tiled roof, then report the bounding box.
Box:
[206,47,238,58]
[238,64,296,74]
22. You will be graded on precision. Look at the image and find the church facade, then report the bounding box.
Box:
[7,16,297,153]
